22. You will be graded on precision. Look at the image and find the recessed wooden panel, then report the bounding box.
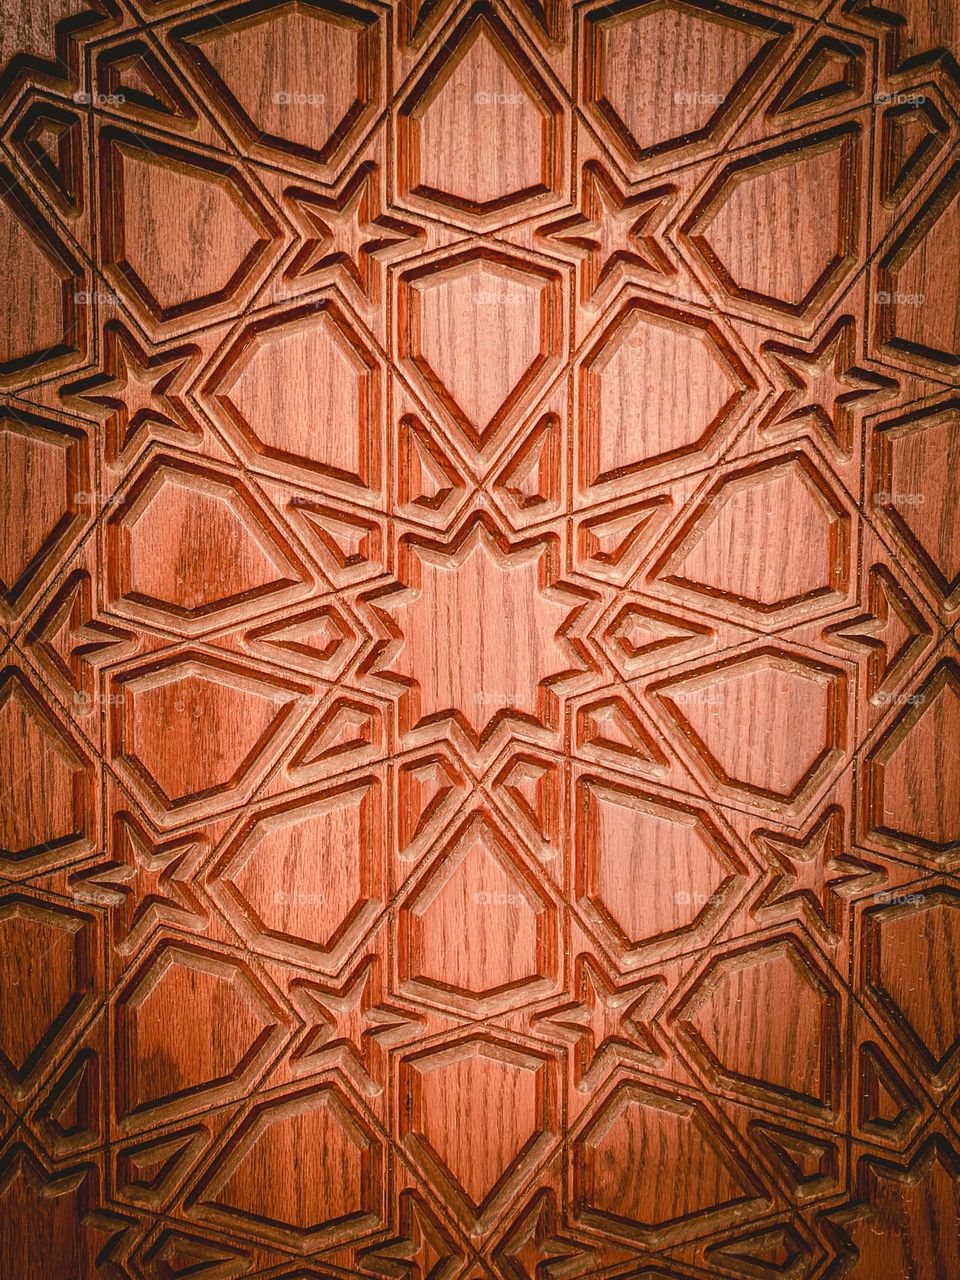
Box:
[1,0,959,1275]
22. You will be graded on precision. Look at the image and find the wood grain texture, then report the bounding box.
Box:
[0,0,959,1276]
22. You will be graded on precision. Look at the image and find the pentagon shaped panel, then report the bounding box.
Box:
[674,936,842,1111]
[683,123,863,323]
[397,810,560,1016]
[397,247,564,454]
[580,0,789,169]
[872,400,960,609]
[396,2,565,226]
[862,889,960,1085]
[0,406,90,618]
[399,1033,558,1226]
[652,646,848,815]
[574,774,746,964]
[861,660,960,861]
[0,668,95,873]
[109,652,307,822]
[99,128,281,330]
[576,295,755,498]
[571,1081,763,1244]
[0,894,99,1100]
[652,450,853,627]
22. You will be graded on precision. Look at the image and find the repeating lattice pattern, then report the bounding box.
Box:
[0,0,959,1276]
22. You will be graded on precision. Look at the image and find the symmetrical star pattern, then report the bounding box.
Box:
[0,0,958,1276]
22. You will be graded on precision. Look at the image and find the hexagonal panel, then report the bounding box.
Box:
[0,669,94,869]
[0,896,98,1096]
[653,647,848,811]
[188,1084,384,1246]
[207,301,382,491]
[110,653,303,817]
[173,0,382,170]
[863,660,960,858]
[684,124,862,318]
[676,937,841,1107]
[114,941,284,1123]
[572,1081,760,1240]
[213,777,384,970]
[654,451,852,624]
[397,4,562,221]
[574,775,745,961]
[398,247,563,451]
[398,811,558,1014]
[578,297,752,493]
[106,455,305,628]
[873,401,960,607]
[100,130,280,326]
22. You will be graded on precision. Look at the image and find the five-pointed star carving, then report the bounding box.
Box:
[291,956,419,1096]
[60,322,200,464]
[763,318,897,456]
[540,160,675,301]
[70,813,205,954]
[366,515,590,747]
[755,806,882,938]
[535,953,662,1089]
[286,161,423,298]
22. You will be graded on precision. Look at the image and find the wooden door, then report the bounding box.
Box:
[1,0,959,1275]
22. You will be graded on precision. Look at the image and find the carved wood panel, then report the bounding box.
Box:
[1,0,959,1276]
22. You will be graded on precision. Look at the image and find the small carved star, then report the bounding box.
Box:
[291,955,419,1096]
[71,812,205,954]
[755,806,882,938]
[763,318,897,456]
[535,953,662,1089]
[286,161,423,299]
[540,161,674,301]
[61,323,201,464]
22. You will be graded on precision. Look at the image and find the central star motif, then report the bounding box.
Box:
[364,515,590,746]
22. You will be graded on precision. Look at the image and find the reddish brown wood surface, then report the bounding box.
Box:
[1,1,959,1277]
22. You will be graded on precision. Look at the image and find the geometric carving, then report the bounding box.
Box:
[400,1033,557,1224]
[397,809,559,1014]
[685,125,862,317]
[207,301,383,491]
[398,247,563,451]
[862,660,960,859]
[572,1081,762,1241]
[653,451,851,622]
[873,401,960,606]
[653,648,848,808]
[578,296,753,492]
[675,937,841,1109]
[0,406,89,614]
[580,0,787,164]
[863,889,960,1083]
[0,668,93,868]
[397,4,562,222]
[187,1083,384,1247]
[574,775,744,961]
[106,455,305,628]
[114,941,284,1123]
[0,894,98,1097]
[212,777,384,970]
